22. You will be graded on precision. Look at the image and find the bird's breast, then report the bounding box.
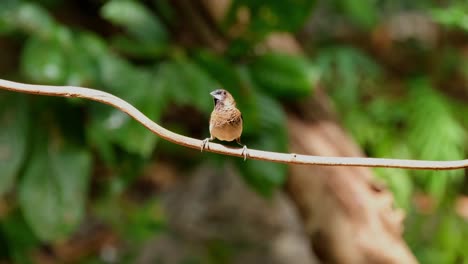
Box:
[210,122,242,141]
[209,108,243,142]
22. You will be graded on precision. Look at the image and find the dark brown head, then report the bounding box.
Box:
[210,89,235,107]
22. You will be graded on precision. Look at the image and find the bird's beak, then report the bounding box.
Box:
[210,91,223,100]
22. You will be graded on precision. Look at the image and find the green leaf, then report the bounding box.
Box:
[88,66,163,158]
[86,104,117,165]
[112,70,161,157]
[153,0,174,23]
[374,168,413,210]
[88,105,159,159]
[158,59,218,114]
[21,30,100,86]
[436,214,463,263]
[64,34,100,86]
[0,210,39,263]
[406,78,466,202]
[110,108,159,157]
[19,132,91,242]
[0,94,28,196]
[193,50,242,92]
[431,5,468,31]
[50,24,73,47]
[0,0,20,34]
[15,2,55,38]
[226,0,316,36]
[238,93,287,195]
[316,46,380,109]
[21,37,68,84]
[110,35,168,58]
[77,31,109,58]
[175,59,219,113]
[339,0,377,28]
[239,145,287,196]
[249,52,318,99]
[245,91,287,136]
[153,61,187,104]
[101,0,167,44]
[97,53,136,94]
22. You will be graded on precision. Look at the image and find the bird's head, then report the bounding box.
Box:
[210,89,235,107]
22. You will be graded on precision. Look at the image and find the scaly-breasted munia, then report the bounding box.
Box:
[201,89,248,160]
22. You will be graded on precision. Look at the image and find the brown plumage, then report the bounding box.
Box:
[201,89,248,160]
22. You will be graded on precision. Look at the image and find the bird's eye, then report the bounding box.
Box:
[222,91,226,95]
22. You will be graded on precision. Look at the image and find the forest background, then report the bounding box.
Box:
[1,0,468,263]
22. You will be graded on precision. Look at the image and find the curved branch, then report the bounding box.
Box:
[1,78,467,170]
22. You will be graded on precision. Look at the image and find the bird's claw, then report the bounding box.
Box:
[201,138,210,152]
[241,145,248,161]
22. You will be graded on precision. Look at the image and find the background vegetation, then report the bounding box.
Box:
[0,0,467,263]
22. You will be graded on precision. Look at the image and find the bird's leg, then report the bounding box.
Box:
[236,138,248,161]
[201,135,214,152]
[241,145,248,161]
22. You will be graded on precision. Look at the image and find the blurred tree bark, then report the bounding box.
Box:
[138,163,318,264]
[287,95,416,263]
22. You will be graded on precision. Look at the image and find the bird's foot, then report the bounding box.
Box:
[241,145,248,161]
[201,138,211,152]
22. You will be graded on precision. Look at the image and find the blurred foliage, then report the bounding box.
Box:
[225,0,316,38]
[0,0,467,263]
[312,2,468,263]
[431,3,468,31]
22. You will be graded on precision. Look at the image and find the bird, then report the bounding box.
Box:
[201,89,248,160]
